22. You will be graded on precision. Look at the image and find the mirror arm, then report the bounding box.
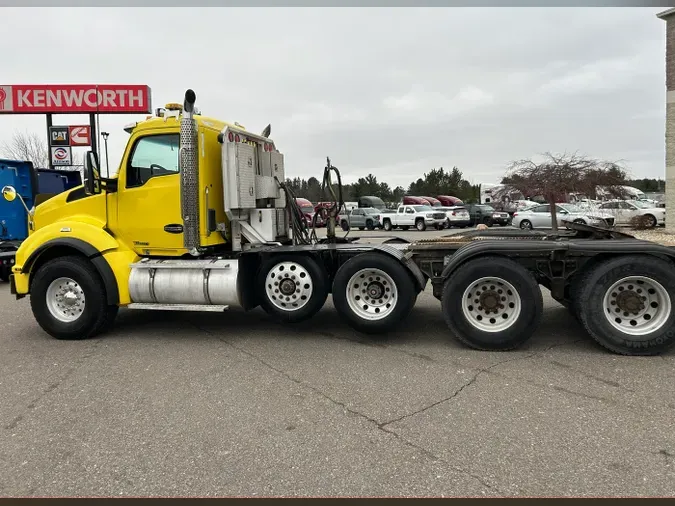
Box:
[16,194,33,216]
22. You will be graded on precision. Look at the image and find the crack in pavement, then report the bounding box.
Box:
[379,339,587,428]
[188,320,505,494]
[3,340,102,431]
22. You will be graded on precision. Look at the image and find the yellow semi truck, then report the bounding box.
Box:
[4,89,675,357]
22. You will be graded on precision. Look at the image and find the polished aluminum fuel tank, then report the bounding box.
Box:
[128,258,241,307]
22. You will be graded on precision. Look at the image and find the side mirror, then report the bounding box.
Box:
[2,184,32,215]
[2,185,16,202]
[84,151,102,195]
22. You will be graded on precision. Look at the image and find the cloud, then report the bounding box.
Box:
[0,7,667,186]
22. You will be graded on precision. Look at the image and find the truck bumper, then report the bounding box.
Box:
[448,219,472,227]
[9,274,18,296]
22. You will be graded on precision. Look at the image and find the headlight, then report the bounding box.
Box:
[426,213,433,218]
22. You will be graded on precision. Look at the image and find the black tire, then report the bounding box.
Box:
[519,220,532,230]
[576,255,675,356]
[257,254,328,324]
[483,217,493,227]
[644,214,657,228]
[441,256,543,351]
[358,227,365,231]
[383,219,393,232]
[415,219,426,231]
[366,220,375,231]
[341,220,349,232]
[332,252,417,335]
[30,255,119,340]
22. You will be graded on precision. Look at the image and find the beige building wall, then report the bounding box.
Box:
[659,9,675,232]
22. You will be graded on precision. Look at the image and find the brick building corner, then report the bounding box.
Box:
[658,8,675,233]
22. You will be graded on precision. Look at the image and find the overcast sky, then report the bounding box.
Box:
[0,7,668,188]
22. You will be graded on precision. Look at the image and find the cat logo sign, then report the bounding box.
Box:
[49,126,69,146]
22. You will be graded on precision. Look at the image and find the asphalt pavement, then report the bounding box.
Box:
[1,226,674,497]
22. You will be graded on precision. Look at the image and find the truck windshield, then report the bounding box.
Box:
[361,208,378,214]
[300,206,314,213]
[412,205,433,212]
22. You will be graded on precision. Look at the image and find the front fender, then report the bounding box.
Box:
[15,221,119,271]
[11,222,124,305]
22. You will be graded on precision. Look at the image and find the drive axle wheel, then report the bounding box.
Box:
[332,253,417,335]
[257,255,328,323]
[576,256,675,355]
[30,255,118,340]
[442,256,543,351]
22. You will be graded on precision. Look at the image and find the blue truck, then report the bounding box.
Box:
[0,159,82,281]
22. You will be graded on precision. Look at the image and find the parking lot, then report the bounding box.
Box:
[1,226,675,497]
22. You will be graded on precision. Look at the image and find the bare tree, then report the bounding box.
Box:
[1,131,49,168]
[499,151,629,231]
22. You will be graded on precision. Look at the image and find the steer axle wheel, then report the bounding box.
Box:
[332,252,417,335]
[442,256,543,351]
[30,255,118,340]
[257,254,328,323]
[576,256,675,356]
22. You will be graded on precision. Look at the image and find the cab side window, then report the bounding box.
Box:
[126,134,180,188]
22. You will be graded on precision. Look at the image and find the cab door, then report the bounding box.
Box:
[403,206,416,226]
[114,132,185,256]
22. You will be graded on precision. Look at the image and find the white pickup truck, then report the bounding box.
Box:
[381,204,447,231]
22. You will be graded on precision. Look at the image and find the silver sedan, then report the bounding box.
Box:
[512,203,615,230]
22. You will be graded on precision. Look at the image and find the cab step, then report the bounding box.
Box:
[126,303,229,312]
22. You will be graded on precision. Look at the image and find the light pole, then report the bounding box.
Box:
[101,131,110,177]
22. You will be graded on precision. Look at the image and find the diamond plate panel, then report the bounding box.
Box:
[255,175,280,199]
[236,143,256,209]
[270,151,284,182]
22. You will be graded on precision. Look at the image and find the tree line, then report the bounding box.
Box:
[286,166,480,204]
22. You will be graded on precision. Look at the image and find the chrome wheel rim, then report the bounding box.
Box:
[602,276,671,336]
[416,221,424,230]
[461,277,521,332]
[520,221,531,230]
[346,268,398,321]
[46,277,85,323]
[265,261,313,312]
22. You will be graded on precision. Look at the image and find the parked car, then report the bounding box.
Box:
[436,195,464,206]
[438,206,471,228]
[464,203,511,227]
[380,204,446,231]
[512,203,615,230]
[595,200,665,228]
[338,207,382,231]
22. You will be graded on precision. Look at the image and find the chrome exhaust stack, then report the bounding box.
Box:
[180,89,201,255]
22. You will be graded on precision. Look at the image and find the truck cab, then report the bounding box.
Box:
[4,90,427,341]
